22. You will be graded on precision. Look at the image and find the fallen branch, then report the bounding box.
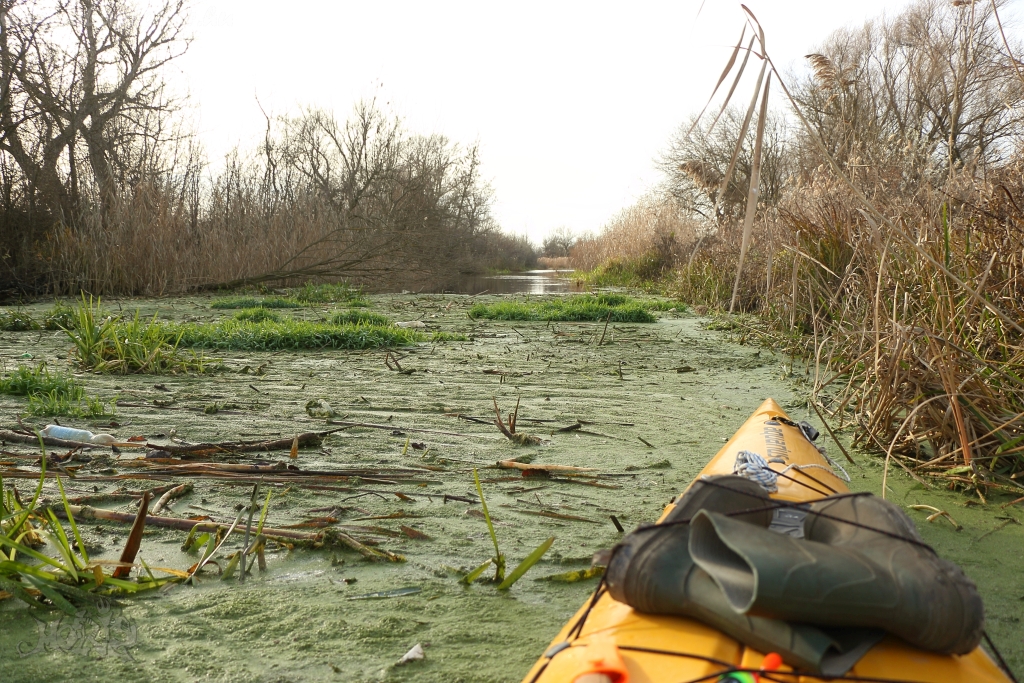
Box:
[154,431,329,457]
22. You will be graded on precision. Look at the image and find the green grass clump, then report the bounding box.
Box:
[0,364,77,397]
[210,296,302,309]
[469,294,657,323]
[41,303,77,330]
[593,293,629,306]
[64,295,212,374]
[330,310,392,327]
[234,308,283,323]
[292,282,363,304]
[27,390,108,417]
[0,309,38,331]
[0,303,77,331]
[0,363,110,417]
[573,254,672,290]
[171,318,418,351]
[643,299,686,311]
[1,466,182,615]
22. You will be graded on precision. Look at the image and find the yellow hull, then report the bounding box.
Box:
[521,398,1011,683]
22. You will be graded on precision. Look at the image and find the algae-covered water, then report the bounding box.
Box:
[0,293,1020,682]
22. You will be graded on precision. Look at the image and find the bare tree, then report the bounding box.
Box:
[541,226,576,257]
[792,0,1024,177]
[659,107,789,224]
[0,0,189,221]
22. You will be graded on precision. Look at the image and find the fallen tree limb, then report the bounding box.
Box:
[154,431,330,457]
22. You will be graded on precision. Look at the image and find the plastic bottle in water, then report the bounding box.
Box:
[41,424,117,445]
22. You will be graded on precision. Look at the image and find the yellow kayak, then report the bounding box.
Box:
[521,398,1012,683]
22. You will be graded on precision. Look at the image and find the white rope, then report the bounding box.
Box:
[734,450,851,494]
[733,450,778,493]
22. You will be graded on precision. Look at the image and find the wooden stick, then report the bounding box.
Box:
[598,311,612,346]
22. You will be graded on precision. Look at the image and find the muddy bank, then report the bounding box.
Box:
[0,293,1020,682]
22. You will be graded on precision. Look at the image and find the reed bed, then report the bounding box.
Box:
[571,2,1024,494]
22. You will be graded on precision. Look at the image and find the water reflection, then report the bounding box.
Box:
[441,270,584,295]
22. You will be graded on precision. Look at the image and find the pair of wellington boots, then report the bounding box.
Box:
[605,475,983,676]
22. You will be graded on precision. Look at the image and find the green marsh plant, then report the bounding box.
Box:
[469,294,657,323]
[210,296,302,310]
[1,454,183,615]
[171,317,419,351]
[0,363,111,417]
[64,295,211,374]
[463,469,553,590]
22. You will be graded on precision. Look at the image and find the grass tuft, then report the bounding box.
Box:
[0,363,110,417]
[210,296,301,309]
[64,295,212,374]
[469,294,657,323]
[291,282,364,305]
[234,308,283,323]
[329,310,392,327]
[0,303,78,332]
[171,318,418,351]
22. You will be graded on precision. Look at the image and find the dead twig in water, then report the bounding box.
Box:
[809,400,855,464]
[493,398,542,445]
[53,504,404,561]
[151,483,192,515]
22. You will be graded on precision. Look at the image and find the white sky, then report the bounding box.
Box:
[173,0,963,244]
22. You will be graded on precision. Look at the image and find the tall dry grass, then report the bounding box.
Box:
[571,193,699,280]
[576,2,1024,492]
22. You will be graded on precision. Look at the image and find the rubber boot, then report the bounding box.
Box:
[689,495,983,654]
[605,476,881,675]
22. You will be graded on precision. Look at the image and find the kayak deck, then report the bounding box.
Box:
[521,399,1011,683]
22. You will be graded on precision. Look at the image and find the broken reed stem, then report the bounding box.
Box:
[151,483,192,515]
[113,491,151,579]
[598,312,612,346]
[240,482,260,583]
[54,505,404,561]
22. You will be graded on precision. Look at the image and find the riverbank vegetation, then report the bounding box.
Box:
[572,0,1024,492]
[0,1,536,300]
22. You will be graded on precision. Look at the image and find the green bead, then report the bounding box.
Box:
[717,674,757,683]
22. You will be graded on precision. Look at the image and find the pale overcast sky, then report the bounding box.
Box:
[172,0,995,243]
